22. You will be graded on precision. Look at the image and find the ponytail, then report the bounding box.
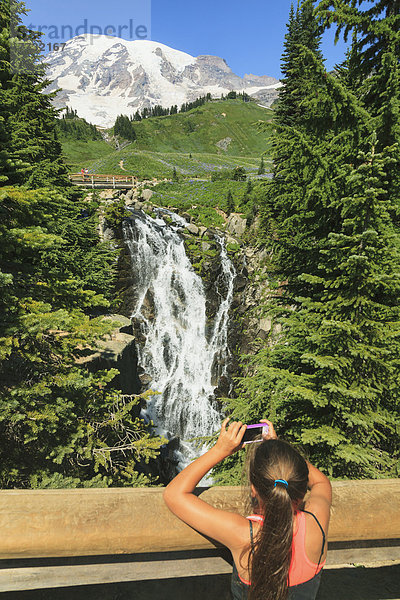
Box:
[246,440,308,600]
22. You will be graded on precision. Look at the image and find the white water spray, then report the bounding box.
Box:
[123,210,235,467]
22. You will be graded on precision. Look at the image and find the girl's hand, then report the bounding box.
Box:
[260,419,278,440]
[214,418,247,458]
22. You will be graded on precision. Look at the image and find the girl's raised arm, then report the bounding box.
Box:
[163,419,248,548]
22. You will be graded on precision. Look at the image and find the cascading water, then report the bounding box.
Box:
[123,209,236,469]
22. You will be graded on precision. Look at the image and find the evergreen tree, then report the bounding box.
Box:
[275,0,322,128]
[0,186,163,487]
[57,110,102,141]
[257,156,265,175]
[243,178,253,204]
[317,0,400,215]
[222,0,400,480]
[226,190,235,215]
[232,166,246,181]
[0,0,68,187]
[114,115,136,141]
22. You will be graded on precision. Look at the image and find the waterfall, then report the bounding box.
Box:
[123,209,236,468]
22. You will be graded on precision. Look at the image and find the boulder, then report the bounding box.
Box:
[226,213,247,237]
[226,234,238,245]
[233,275,247,292]
[141,188,154,202]
[199,226,208,237]
[99,190,117,200]
[185,223,199,235]
[102,227,116,241]
[258,318,272,339]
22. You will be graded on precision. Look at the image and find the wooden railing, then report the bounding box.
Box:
[0,480,399,592]
[0,480,399,557]
[68,173,139,188]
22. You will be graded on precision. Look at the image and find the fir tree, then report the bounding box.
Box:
[223,0,400,479]
[232,166,246,181]
[226,190,235,215]
[0,0,67,187]
[114,115,136,141]
[317,0,400,215]
[257,156,265,175]
[0,186,163,487]
[243,178,253,203]
[57,111,102,141]
[275,0,322,128]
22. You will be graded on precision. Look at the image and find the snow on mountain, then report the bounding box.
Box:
[44,34,281,127]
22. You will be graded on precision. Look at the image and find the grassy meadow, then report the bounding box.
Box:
[61,99,273,179]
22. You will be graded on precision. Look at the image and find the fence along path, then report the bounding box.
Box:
[0,480,399,592]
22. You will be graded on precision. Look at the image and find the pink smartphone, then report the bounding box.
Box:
[242,423,269,444]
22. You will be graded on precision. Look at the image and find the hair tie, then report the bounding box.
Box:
[274,479,288,488]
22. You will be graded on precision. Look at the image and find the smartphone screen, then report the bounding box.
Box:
[242,423,268,444]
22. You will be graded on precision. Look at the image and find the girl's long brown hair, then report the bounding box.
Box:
[245,440,308,600]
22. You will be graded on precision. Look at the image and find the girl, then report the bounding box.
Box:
[163,419,332,600]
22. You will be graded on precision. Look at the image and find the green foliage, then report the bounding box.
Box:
[0,186,163,487]
[56,108,102,142]
[103,197,131,228]
[211,168,234,181]
[150,180,255,227]
[211,165,247,182]
[257,156,265,175]
[114,114,136,141]
[222,0,400,481]
[0,0,68,187]
[232,166,247,181]
[226,190,235,215]
[183,237,219,277]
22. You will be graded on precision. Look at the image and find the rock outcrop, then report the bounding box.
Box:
[76,314,140,395]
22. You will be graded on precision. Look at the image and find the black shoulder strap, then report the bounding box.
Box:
[249,520,255,555]
[302,510,326,567]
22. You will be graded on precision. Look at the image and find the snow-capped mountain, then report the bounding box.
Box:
[44,34,281,128]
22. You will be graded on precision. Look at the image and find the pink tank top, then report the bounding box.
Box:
[239,511,325,587]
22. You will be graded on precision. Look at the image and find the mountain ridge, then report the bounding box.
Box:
[44,34,281,127]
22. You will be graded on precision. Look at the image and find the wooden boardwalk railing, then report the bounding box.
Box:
[0,480,399,592]
[68,173,138,189]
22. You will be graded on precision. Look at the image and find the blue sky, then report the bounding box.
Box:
[21,0,348,79]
